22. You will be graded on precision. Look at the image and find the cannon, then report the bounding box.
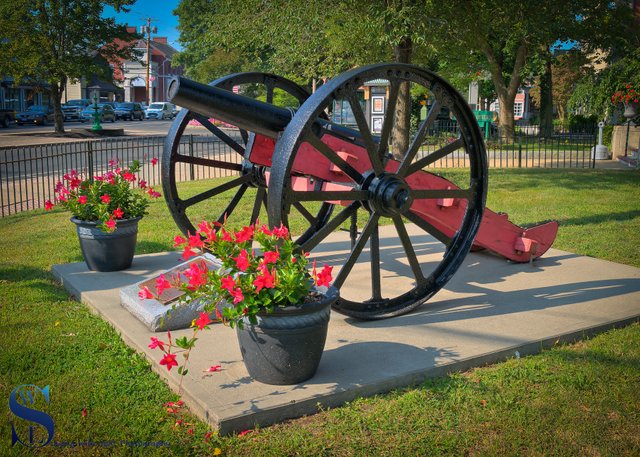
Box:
[162,63,558,320]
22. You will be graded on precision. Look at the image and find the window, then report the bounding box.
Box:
[514,102,523,117]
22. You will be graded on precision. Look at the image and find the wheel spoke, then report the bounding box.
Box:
[217,184,248,223]
[392,215,426,283]
[306,133,364,184]
[265,81,275,104]
[333,212,380,289]
[404,211,452,245]
[193,113,245,155]
[406,137,464,175]
[346,91,382,174]
[181,174,251,208]
[398,100,440,176]
[369,222,382,300]
[300,202,360,252]
[412,188,470,200]
[250,187,265,224]
[377,80,400,160]
[293,201,317,224]
[291,189,369,202]
[175,154,242,171]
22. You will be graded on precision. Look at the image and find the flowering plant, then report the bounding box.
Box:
[141,221,333,381]
[46,158,161,232]
[611,83,640,105]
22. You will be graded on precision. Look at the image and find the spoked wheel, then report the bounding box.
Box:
[268,63,488,319]
[162,72,333,239]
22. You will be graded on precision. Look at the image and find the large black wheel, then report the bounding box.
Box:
[163,72,334,240]
[268,63,488,319]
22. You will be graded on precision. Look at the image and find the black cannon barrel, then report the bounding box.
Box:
[168,77,293,139]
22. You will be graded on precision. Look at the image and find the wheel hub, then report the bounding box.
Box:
[366,173,413,217]
[242,161,267,188]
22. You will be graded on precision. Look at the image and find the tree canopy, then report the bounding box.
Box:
[0,0,139,133]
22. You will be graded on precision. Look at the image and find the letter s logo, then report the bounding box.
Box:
[9,385,54,448]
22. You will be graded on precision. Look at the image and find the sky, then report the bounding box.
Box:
[103,0,182,50]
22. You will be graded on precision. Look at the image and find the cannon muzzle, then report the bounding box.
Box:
[168,76,293,139]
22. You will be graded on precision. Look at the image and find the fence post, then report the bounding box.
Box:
[189,134,195,180]
[518,143,522,168]
[87,141,94,182]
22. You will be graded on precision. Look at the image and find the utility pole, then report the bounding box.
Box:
[142,18,157,106]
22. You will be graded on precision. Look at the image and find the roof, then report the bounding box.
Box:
[364,79,390,87]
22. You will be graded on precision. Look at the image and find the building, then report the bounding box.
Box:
[117,27,183,104]
[0,78,51,112]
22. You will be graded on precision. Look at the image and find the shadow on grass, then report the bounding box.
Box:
[557,210,640,227]
[0,263,69,300]
[136,240,173,255]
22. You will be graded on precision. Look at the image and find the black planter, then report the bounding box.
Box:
[236,286,338,385]
[71,216,140,271]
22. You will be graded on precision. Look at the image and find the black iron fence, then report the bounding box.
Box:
[0,134,242,216]
[1,128,597,217]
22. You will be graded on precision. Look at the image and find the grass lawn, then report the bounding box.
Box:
[1,168,639,456]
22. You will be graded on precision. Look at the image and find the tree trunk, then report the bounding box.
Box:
[539,53,553,137]
[391,36,412,160]
[497,93,516,141]
[51,79,66,134]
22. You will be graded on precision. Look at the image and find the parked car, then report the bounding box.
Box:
[15,105,55,126]
[0,109,15,128]
[79,104,116,123]
[145,102,174,120]
[114,102,145,121]
[62,99,91,121]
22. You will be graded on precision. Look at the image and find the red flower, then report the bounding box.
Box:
[238,429,252,437]
[139,286,154,300]
[188,233,204,249]
[149,190,161,198]
[272,224,289,239]
[155,274,172,296]
[234,225,254,243]
[113,207,124,219]
[45,200,54,211]
[185,261,208,290]
[181,246,197,261]
[253,268,275,292]
[198,220,215,240]
[148,336,165,350]
[231,287,244,304]
[263,250,279,264]
[205,365,222,372]
[78,195,87,204]
[101,194,111,204]
[105,218,116,230]
[139,179,147,189]
[173,235,187,247]
[194,312,212,330]
[220,229,233,242]
[232,249,250,272]
[122,170,136,182]
[220,276,236,293]
[81,407,87,418]
[151,157,158,166]
[316,265,333,287]
[160,353,178,371]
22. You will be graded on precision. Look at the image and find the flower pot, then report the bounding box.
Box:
[236,286,338,385]
[624,101,638,119]
[71,216,140,271]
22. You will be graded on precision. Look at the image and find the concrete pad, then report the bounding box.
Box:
[52,224,640,435]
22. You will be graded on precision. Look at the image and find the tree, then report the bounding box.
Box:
[433,0,636,141]
[0,1,139,133]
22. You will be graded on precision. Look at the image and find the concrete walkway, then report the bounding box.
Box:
[52,225,640,435]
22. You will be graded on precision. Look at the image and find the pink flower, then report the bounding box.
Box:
[272,224,289,239]
[221,276,236,293]
[198,220,215,240]
[232,249,250,272]
[160,353,178,371]
[194,312,212,330]
[78,195,87,204]
[105,219,116,230]
[173,235,187,247]
[101,194,111,204]
[155,274,172,296]
[139,286,154,300]
[149,190,161,198]
[139,179,147,189]
[113,207,124,219]
[184,261,208,290]
[45,200,54,211]
[188,233,204,249]
[234,225,254,243]
[205,365,221,372]
[231,287,244,304]
[148,336,165,350]
[151,157,158,166]
[108,158,118,167]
